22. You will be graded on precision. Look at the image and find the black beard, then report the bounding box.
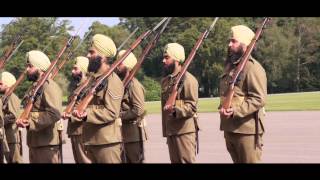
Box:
[115,68,127,80]
[71,72,82,83]
[162,63,175,77]
[226,47,244,64]
[27,72,39,82]
[88,56,102,73]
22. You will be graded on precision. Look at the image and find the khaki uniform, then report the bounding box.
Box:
[120,78,148,163]
[26,79,63,163]
[83,72,124,163]
[0,99,9,163]
[66,78,91,163]
[3,93,23,163]
[161,71,199,163]
[219,57,267,163]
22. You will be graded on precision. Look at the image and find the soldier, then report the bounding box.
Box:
[161,43,200,163]
[0,95,9,163]
[219,25,267,163]
[0,72,23,163]
[16,50,63,163]
[72,34,124,163]
[62,56,91,163]
[115,50,148,163]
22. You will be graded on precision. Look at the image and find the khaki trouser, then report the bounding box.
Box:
[123,141,144,163]
[70,135,91,164]
[85,143,122,163]
[167,132,196,163]
[29,145,61,163]
[224,132,263,163]
[5,143,23,163]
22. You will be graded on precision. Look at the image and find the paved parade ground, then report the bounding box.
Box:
[21,111,320,163]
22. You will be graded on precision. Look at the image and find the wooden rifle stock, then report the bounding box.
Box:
[222,17,270,109]
[164,17,219,112]
[75,18,169,114]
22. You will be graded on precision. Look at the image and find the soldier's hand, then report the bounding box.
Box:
[62,112,71,120]
[164,104,174,113]
[219,107,234,118]
[16,118,30,128]
[72,110,87,119]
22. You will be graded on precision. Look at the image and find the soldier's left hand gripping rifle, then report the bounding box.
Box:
[163,17,219,113]
[0,33,24,70]
[73,17,169,118]
[16,34,77,128]
[220,17,270,119]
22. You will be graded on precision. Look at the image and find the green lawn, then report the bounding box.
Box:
[145,91,320,114]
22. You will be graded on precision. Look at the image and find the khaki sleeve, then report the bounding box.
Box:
[29,83,62,131]
[233,65,267,119]
[4,95,21,125]
[121,82,145,122]
[174,76,198,119]
[86,79,124,125]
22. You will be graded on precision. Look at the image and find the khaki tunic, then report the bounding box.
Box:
[219,57,267,134]
[120,78,147,143]
[3,93,22,163]
[82,72,124,146]
[161,71,199,137]
[161,71,199,163]
[26,79,63,148]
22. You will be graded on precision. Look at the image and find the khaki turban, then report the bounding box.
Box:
[26,50,51,71]
[75,56,89,74]
[91,34,117,58]
[231,25,255,46]
[0,71,16,87]
[164,43,185,63]
[117,50,137,70]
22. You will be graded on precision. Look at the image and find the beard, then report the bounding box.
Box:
[226,46,244,64]
[27,72,39,82]
[71,72,82,84]
[162,63,175,77]
[68,73,82,91]
[88,56,102,73]
[115,68,127,80]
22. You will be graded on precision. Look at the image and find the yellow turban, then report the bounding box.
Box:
[0,71,16,87]
[26,50,51,71]
[117,50,137,70]
[75,56,89,74]
[231,25,255,46]
[164,43,185,63]
[91,34,117,58]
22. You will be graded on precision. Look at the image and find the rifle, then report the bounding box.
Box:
[123,18,171,88]
[0,34,24,70]
[221,17,270,111]
[51,28,93,80]
[74,17,169,115]
[62,27,140,118]
[16,35,76,128]
[164,17,219,112]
